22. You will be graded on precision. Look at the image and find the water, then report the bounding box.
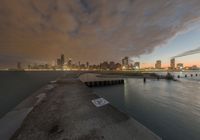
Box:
[0,71,66,118]
[92,71,200,140]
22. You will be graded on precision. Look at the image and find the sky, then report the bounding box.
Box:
[0,0,200,68]
[135,22,200,68]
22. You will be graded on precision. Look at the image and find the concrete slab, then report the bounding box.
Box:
[11,78,161,140]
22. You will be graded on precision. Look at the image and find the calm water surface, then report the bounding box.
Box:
[0,71,66,118]
[92,71,200,140]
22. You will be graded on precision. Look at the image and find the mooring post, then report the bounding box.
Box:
[143,77,146,83]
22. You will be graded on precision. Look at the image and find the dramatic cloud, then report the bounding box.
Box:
[1,0,200,66]
[173,47,200,58]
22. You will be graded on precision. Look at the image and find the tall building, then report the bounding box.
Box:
[155,60,161,69]
[122,57,129,69]
[57,58,61,66]
[134,62,140,69]
[170,58,175,69]
[17,62,22,69]
[86,62,89,68]
[61,54,65,66]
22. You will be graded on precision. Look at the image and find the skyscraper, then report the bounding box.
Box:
[155,60,161,69]
[122,57,129,69]
[61,54,65,66]
[86,62,89,68]
[170,58,175,69]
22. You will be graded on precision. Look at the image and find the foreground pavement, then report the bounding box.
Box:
[11,75,161,140]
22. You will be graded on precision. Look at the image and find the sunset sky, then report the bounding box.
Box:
[136,22,200,68]
[0,0,200,68]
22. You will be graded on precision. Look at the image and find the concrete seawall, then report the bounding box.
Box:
[85,80,124,87]
[3,74,161,140]
[79,73,125,87]
[0,81,57,140]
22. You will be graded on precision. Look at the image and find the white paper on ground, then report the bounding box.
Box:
[91,98,109,107]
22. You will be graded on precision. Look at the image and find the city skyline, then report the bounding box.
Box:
[11,54,200,71]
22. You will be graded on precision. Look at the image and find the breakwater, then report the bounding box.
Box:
[0,71,66,118]
[9,74,161,140]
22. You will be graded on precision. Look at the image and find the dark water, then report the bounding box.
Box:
[92,72,200,140]
[0,71,66,118]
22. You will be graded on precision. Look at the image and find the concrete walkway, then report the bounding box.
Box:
[11,77,161,140]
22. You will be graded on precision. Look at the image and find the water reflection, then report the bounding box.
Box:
[93,73,200,140]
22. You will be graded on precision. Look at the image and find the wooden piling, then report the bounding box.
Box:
[143,77,146,83]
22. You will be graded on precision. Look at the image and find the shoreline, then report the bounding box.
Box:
[1,73,161,140]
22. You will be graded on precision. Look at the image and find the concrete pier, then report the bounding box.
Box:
[10,75,161,140]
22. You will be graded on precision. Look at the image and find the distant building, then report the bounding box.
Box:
[57,58,61,66]
[134,62,140,69]
[177,63,183,70]
[61,54,65,66]
[67,58,72,67]
[17,62,22,69]
[170,58,175,70]
[189,65,199,70]
[109,61,116,70]
[28,65,31,69]
[44,64,49,69]
[115,63,122,70]
[122,57,129,69]
[80,64,86,69]
[155,60,161,69]
[86,62,89,68]
[77,61,81,69]
[100,61,109,70]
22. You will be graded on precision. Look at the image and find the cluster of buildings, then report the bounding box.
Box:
[121,57,140,70]
[169,58,199,70]
[154,58,199,71]
[15,54,199,71]
[55,55,139,71]
[17,55,140,71]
